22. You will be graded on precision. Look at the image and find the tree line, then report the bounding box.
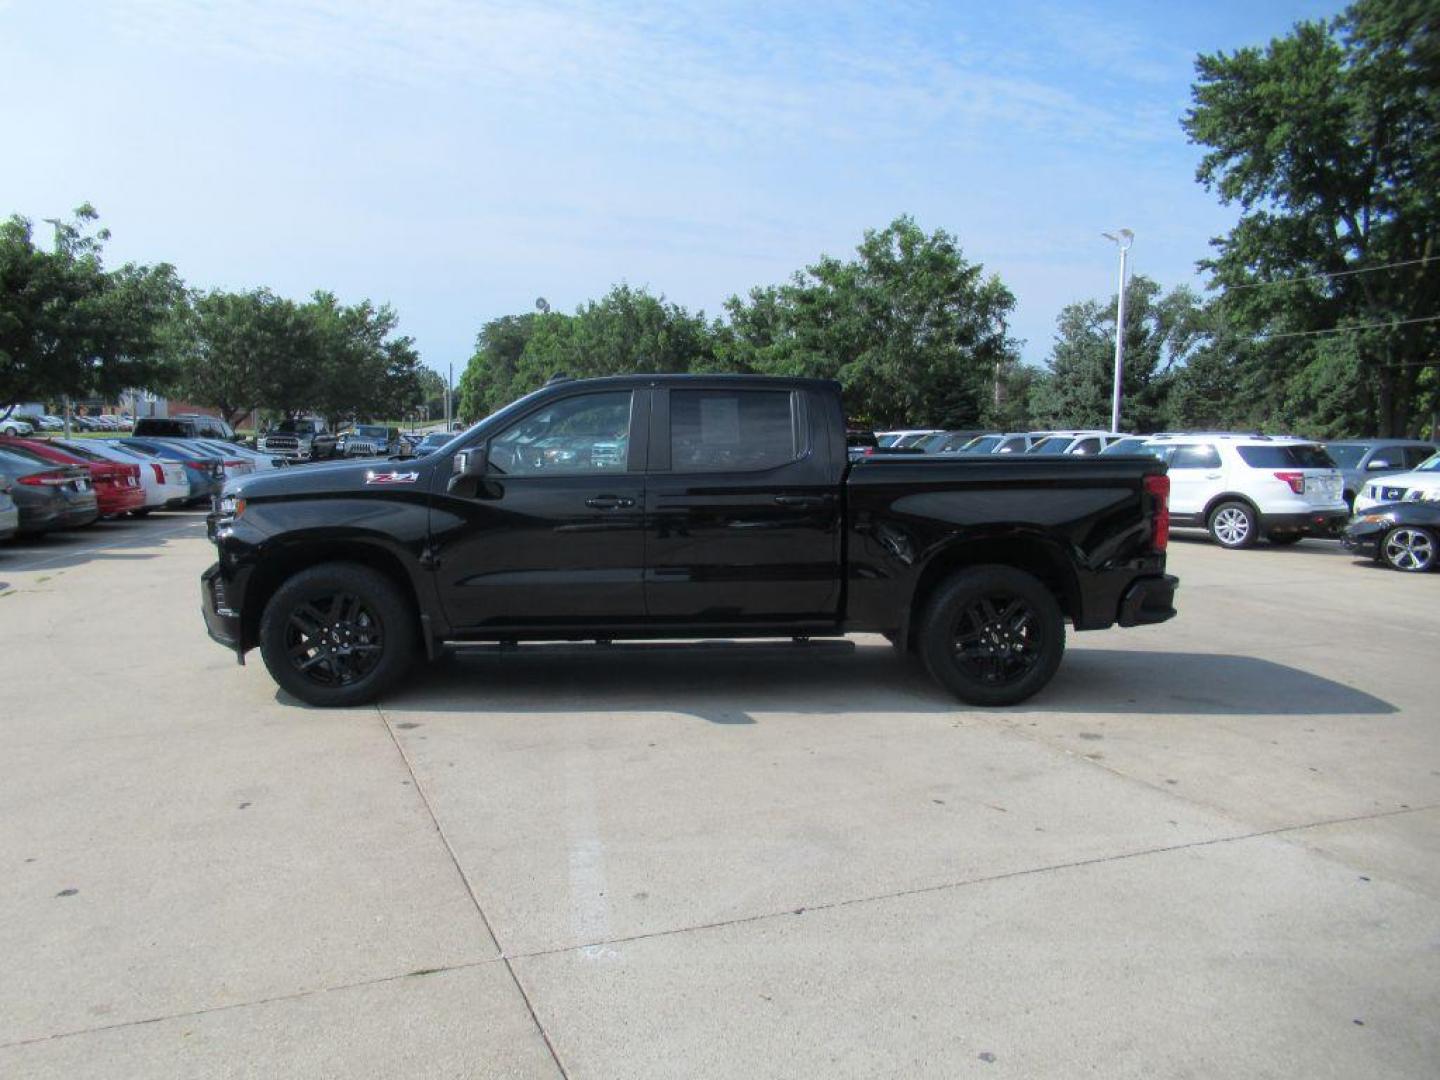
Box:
[0,205,427,428]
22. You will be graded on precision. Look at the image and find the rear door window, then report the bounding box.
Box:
[669,389,798,471]
[1169,445,1222,469]
[1403,445,1437,469]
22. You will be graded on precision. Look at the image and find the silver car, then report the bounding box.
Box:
[1321,440,1439,508]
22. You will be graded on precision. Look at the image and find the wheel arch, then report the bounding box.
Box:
[903,535,1080,651]
[1202,492,1260,524]
[240,539,422,653]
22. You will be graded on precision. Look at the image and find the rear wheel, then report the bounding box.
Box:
[259,563,418,706]
[917,566,1065,707]
[1208,501,1257,549]
[1380,526,1436,572]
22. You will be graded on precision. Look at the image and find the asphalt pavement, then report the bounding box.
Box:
[1,516,1437,1078]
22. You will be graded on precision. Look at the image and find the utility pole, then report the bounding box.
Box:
[1101,229,1134,433]
[444,363,453,431]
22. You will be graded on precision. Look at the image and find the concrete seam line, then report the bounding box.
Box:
[508,802,1440,963]
[375,703,572,1080]
[0,959,501,1050]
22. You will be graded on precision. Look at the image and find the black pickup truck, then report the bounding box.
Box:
[202,375,1177,707]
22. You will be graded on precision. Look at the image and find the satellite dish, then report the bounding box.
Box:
[534,297,550,313]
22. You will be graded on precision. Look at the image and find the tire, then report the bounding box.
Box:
[917,565,1066,707]
[1208,500,1258,549]
[1380,526,1437,573]
[1267,533,1302,546]
[258,562,418,706]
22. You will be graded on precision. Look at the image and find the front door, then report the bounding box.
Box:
[431,388,648,632]
[644,385,842,623]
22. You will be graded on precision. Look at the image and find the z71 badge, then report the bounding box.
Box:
[365,470,420,485]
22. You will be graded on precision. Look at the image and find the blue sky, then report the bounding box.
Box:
[1,0,1343,376]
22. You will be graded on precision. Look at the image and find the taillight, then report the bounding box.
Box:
[1274,471,1305,494]
[151,463,165,483]
[225,459,244,468]
[1144,473,1169,552]
[20,470,71,487]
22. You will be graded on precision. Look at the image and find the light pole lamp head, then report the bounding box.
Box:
[1101,228,1134,251]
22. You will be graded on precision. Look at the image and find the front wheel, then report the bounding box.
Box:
[1380,526,1437,572]
[1208,501,1257,549]
[917,566,1065,707]
[259,562,418,706]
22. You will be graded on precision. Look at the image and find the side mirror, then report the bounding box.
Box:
[1366,458,1392,470]
[447,446,488,492]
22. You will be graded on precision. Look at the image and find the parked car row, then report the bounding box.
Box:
[864,428,1131,459]
[0,432,292,541]
[0,413,135,436]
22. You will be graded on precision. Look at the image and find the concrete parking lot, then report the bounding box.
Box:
[1,516,1437,1078]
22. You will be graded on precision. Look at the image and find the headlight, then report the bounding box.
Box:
[1358,513,1393,525]
[218,493,246,518]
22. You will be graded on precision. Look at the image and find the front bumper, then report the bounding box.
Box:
[201,562,245,658]
[1259,510,1348,537]
[1116,574,1179,627]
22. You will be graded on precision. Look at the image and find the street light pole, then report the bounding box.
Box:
[1101,229,1134,434]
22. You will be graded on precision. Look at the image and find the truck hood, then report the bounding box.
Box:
[223,458,429,501]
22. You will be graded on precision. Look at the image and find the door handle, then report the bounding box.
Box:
[585,495,635,509]
[773,495,825,507]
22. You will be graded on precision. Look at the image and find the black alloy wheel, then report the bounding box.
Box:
[259,562,417,706]
[284,592,386,687]
[919,566,1065,706]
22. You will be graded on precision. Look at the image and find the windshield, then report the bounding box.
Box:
[276,420,317,434]
[354,425,388,439]
[1028,437,1071,455]
[53,442,107,462]
[960,435,1002,454]
[1415,453,1440,472]
[1321,443,1367,469]
[1101,437,1156,456]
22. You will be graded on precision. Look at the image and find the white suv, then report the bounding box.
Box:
[1144,435,1348,548]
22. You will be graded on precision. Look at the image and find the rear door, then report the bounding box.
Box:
[644,385,842,623]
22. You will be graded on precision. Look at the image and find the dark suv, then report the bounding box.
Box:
[133,415,238,442]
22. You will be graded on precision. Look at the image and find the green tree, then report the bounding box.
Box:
[170,288,317,426]
[727,216,1019,428]
[1184,0,1440,436]
[1027,276,1203,433]
[302,292,423,426]
[0,205,182,412]
[458,313,540,420]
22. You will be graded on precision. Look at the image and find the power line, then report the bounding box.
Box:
[1222,254,1438,291]
[1256,313,1440,341]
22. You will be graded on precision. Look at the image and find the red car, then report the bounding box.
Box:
[0,437,146,517]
